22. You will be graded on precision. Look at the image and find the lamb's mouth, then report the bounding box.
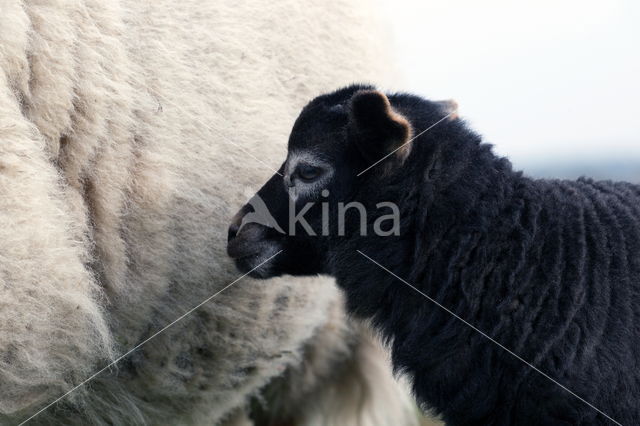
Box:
[227,238,261,259]
[227,239,281,278]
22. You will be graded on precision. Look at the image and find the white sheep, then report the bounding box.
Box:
[0,0,433,425]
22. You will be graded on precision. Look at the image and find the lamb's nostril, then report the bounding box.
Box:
[228,209,246,242]
[228,223,239,242]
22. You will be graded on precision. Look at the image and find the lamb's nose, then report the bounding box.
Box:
[228,222,240,242]
[228,209,245,242]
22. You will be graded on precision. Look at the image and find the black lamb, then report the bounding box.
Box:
[226,84,640,425]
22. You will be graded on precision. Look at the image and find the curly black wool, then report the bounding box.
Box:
[334,93,640,425]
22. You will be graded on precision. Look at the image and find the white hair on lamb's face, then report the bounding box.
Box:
[284,150,334,202]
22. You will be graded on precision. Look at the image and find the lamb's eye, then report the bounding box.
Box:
[297,164,322,182]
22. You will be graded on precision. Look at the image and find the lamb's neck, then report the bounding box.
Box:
[388,162,538,420]
[414,154,531,306]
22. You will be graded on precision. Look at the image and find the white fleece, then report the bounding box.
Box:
[0,0,438,425]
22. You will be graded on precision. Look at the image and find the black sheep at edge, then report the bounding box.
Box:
[227,84,640,425]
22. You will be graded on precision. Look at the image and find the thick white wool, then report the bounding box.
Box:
[0,0,431,425]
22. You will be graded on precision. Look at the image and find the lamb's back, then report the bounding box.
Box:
[508,177,640,425]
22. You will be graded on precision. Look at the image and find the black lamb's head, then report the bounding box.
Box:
[226,84,457,278]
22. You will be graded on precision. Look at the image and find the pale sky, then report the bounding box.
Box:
[382,0,640,172]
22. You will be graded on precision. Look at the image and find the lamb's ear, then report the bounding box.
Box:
[434,99,459,119]
[348,90,413,166]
